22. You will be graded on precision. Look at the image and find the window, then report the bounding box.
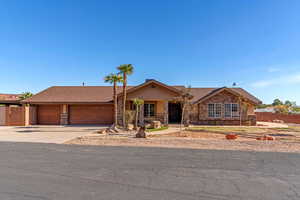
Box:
[225,103,239,118]
[144,103,155,117]
[208,103,222,118]
[208,104,215,118]
[232,104,239,117]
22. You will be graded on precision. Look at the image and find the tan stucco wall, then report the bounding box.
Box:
[156,101,164,114]
[127,84,179,101]
[0,106,6,125]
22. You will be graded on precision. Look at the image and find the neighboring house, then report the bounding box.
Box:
[0,94,22,126]
[21,79,262,126]
[255,107,276,113]
[0,93,21,105]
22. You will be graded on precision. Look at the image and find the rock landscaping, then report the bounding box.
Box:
[66,125,300,153]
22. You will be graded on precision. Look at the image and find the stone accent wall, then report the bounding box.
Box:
[60,113,68,125]
[29,106,37,125]
[60,104,69,125]
[189,90,257,126]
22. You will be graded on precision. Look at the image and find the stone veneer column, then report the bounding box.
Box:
[164,101,169,125]
[60,104,69,125]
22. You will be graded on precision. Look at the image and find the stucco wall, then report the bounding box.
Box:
[156,101,164,114]
[127,84,179,100]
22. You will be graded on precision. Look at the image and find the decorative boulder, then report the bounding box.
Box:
[226,134,237,140]
[97,129,107,134]
[127,123,134,131]
[136,126,146,138]
[151,121,161,129]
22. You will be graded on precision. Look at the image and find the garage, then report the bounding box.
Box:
[37,105,61,125]
[69,104,113,125]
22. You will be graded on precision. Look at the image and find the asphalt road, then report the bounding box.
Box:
[0,142,300,200]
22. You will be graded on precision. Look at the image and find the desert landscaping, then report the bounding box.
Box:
[65,123,300,153]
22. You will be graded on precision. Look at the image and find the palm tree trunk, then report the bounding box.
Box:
[113,81,117,126]
[122,73,127,128]
[135,105,139,130]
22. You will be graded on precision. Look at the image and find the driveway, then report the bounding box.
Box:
[0,125,107,144]
[0,142,300,200]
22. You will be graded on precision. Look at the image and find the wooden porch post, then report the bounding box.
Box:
[164,101,169,125]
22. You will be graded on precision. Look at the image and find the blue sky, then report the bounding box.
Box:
[0,0,299,104]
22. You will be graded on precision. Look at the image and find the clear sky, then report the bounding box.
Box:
[0,0,299,104]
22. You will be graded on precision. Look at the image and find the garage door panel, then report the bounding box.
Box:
[38,105,61,125]
[69,105,113,125]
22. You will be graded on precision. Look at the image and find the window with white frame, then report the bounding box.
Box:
[208,103,222,118]
[144,103,155,117]
[225,103,239,118]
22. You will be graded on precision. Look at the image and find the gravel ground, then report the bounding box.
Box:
[66,135,300,153]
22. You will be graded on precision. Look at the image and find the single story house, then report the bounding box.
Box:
[20,79,262,126]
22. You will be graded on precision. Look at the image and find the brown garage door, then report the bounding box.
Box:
[69,104,113,125]
[38,105,61,125]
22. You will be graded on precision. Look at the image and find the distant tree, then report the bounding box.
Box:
[133,98,144,130]
[274,105,290,114]
[272,99,283,106]
[19,92,33,100]
[117,64,134,128]
[284,100,293,107]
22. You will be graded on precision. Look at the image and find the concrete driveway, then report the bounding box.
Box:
[0,125,107,144]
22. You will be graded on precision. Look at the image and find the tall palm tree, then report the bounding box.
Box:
[117,64,134,127]
[104,73,123,127]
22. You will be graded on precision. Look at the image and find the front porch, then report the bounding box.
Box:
[125,100,182,126]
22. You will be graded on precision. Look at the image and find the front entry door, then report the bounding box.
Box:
[168,103,182,123]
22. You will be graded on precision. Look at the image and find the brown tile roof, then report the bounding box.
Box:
[189,87,262,104]
[22,86,135,104]
[0,94,21,100]
[0,94,21,104]
[22,85,261,105]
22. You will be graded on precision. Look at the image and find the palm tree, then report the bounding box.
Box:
[104,73,123,127]
[19,92,33,100]
[117,64,134,127]
[133,98,144,130]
